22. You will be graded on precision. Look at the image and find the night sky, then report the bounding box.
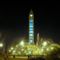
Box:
[0,1,60,44]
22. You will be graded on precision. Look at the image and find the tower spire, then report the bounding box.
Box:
[29,9,34,20]
[30,9,33,14]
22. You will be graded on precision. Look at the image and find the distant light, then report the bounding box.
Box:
[46,48,50,51]
[10,47,14,50]
[9,50,11,52]
[29,34,33,36]
[29,40,33,43]
[30,14,33,17]
[0,43,3,48]
[19,40,24,47]
[18,51,21,54]
[42,41,47,46]
[21,48,24,51]
[16,45,18,47]
[50,47,54,50]
[9,47,14,52]
[28,51,32,54]
[13,50,15,53]
[41,48,44,52]
[12,50,16,54]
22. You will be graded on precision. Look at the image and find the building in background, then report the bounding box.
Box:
[36,33,40,46]
[29,10,34,44]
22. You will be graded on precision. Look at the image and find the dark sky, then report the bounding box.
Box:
[0,1,60,43]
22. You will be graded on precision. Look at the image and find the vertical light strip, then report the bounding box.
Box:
[29,11,34,44]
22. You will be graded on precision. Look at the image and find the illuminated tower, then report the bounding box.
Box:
[29,10,34,44]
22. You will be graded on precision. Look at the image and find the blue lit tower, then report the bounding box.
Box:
[29,10,34,44]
